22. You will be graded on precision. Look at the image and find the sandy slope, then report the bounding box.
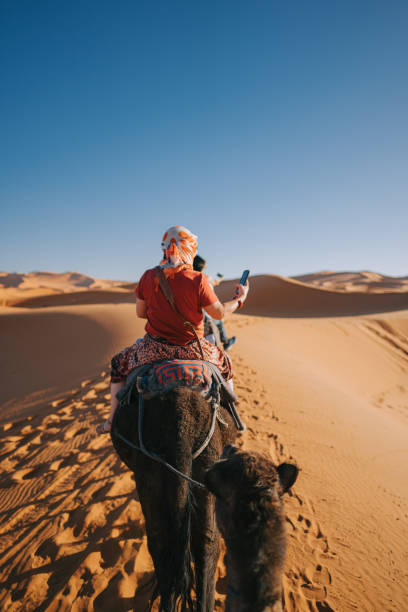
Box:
[0,272,135,307]
[1,273,408,611]
[216,275,408,316]
[292,271,408,293]
[0,305,146,422]
[0,271,130,294]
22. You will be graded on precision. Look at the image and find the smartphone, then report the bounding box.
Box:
[239,269,250,285]
[235,269,250,297]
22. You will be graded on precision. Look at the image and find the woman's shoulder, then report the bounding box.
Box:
[139,267,156,280]
[178,268,204,284]
[137,268,156,291]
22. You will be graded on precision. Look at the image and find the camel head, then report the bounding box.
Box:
[204,445,299,611]
[205,445,298,532]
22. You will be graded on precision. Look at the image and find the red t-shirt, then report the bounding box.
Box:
[136,268,218,345]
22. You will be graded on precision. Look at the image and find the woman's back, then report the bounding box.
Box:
[137,267,217,345]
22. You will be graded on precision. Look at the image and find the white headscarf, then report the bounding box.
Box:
[160,226,198,272]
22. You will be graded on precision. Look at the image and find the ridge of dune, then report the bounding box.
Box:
[292,270,408,293]
[0,270,125,290]
[216,274,408,317]
[1,271,408,314]
[2,288,136,308]
[0,271,131,307]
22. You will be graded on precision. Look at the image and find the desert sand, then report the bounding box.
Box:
[292,271,408,293]
[0,271,407,611]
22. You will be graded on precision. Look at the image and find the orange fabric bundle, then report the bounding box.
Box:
[160,226,198,278]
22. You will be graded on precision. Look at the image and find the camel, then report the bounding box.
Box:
[204,445,299,612]
[111,385,238,612]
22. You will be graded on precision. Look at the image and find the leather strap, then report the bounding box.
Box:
[155,266,205,360]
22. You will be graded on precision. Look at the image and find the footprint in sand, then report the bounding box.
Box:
[82,389,97,401]
[94,381,109,392]
[35,536,59,562]
[297,514,312,533]
[300,582,327,601]
[64,426,88,440]
[284,493,334,610]
[312,564,332,586]
[81,379,93,388]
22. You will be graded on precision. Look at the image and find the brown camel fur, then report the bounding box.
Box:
[111,387,237,611]
[204,445,299,612]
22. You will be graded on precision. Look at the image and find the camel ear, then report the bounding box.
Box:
[204,468,226,500]
[221,444,238,459]
[277,463,298,493]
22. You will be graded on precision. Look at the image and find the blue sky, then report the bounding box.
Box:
[1,0,407,281]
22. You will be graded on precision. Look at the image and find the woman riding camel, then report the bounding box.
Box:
[97,226,249,433]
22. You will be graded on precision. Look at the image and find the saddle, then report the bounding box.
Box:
[117,359,245,431]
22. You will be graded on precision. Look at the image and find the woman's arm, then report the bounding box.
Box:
[205,283,249,320]
[136,298,148,319]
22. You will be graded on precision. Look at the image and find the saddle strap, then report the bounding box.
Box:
[155,266,205,360]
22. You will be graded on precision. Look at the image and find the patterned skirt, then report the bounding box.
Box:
[110,334,233,383]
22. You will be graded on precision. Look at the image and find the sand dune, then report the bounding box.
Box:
[2,271,408,315]
[0,305,146,421]
[292,270,408,293]
[0,271,134,307]
[216,274,408,316]
[1,271,408,611]
[3,289,136,308]
[0,271,125,292]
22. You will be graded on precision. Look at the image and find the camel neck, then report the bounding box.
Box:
[225,584,283,612]
[223,515,286,612]
[225,551,283,612]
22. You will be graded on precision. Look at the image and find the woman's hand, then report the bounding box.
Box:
[234,281,249,303]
